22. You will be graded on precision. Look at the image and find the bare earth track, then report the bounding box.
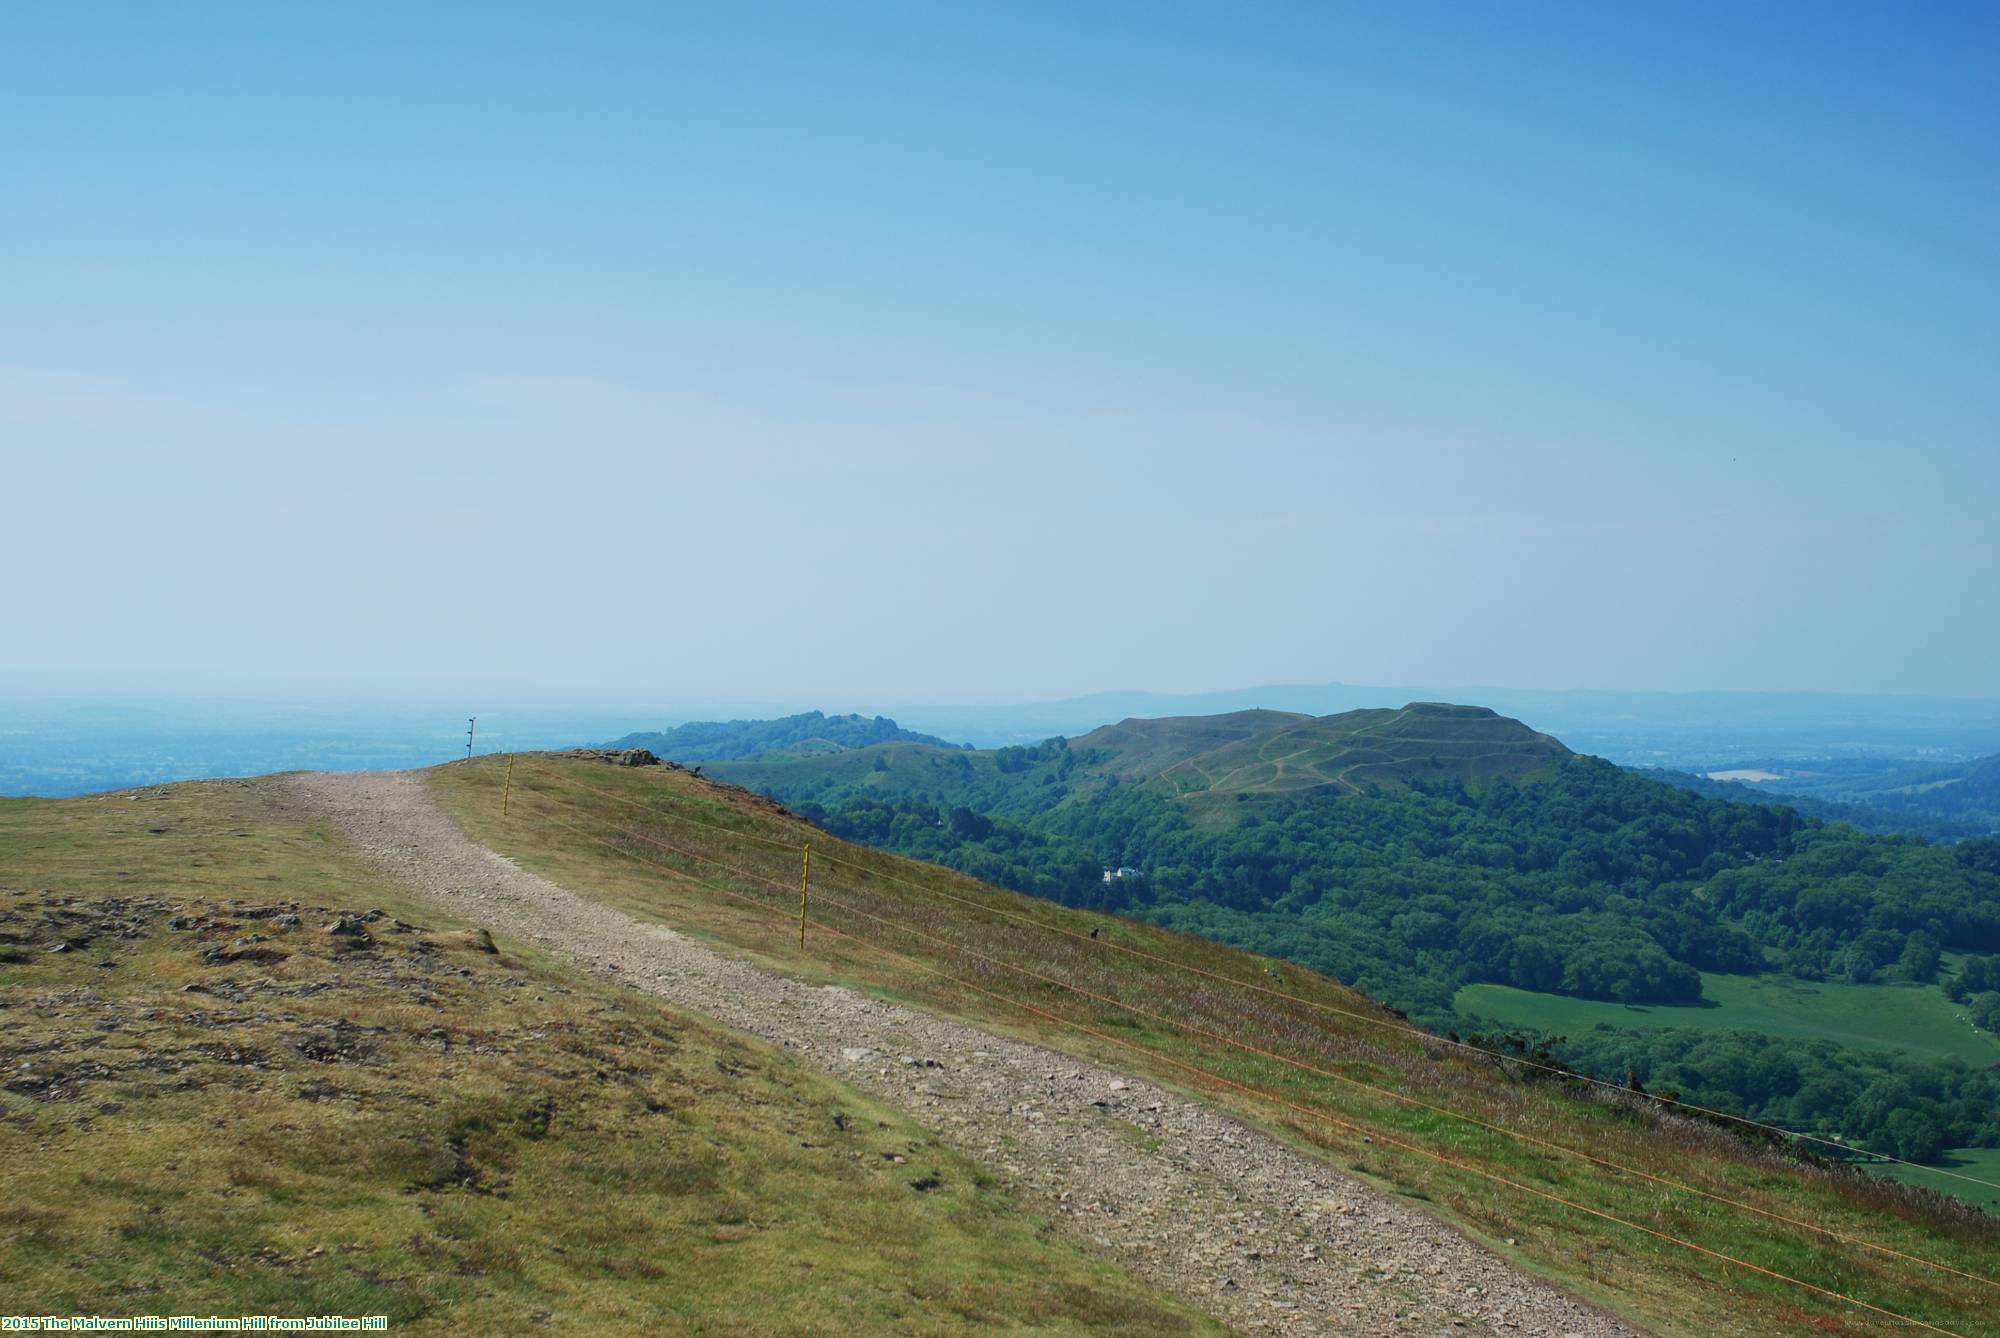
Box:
[292,769,1645,1337]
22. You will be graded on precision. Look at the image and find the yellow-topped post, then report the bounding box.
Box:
[799,844,812,948]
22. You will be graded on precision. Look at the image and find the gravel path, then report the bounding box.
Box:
[291,769,1646,1337]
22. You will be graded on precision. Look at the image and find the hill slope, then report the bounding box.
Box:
[316,767,1639,1337]
[700,707,2000,1170]
[1104,703,1570,807]
[0,780,1214,1334]
[425,753,2000,1337]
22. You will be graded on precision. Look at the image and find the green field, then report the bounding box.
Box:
[1455,971,2000,1067]
[1873,1147,2000,1214]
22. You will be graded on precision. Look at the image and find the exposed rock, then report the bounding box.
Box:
[561,748,662,768]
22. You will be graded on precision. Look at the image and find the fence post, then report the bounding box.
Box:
[502,754,515,816]
[799,844,811,948]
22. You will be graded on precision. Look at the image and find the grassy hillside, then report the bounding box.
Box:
[1879,1149,2000,1216]
[1135,703,1570,811]
[432,753,2000,1338]
[0,780,1219,1335]
[1458,973,2000,1068]
[1068,708,1313,783]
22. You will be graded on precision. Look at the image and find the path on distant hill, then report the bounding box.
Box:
[292,769,1644,1338]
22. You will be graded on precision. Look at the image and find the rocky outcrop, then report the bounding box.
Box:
[559,747,664,768]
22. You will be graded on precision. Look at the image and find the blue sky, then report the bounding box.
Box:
[3,1,1995,706]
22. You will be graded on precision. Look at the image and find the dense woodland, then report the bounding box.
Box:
[1554,1020,2000,1160]
[777,748,2000,1157]
[793,753,2000,1006]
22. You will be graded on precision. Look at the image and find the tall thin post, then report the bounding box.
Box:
[798,844,811,949]
[467,717,476,760]
[502,754,515,816]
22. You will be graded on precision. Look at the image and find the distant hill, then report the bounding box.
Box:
[1084,703,1569,809]
[713,702,1568,819]
[600,710,965,763]
[889,683,2000,765]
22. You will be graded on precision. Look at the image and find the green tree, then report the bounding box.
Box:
[1878,1107,1948,1162]
[1970,991,2000,1032]
[1898,932,1941,983]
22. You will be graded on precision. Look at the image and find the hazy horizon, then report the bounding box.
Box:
[8,677,2000,722]
[11,676,2000,801]
[6,3,1996,704]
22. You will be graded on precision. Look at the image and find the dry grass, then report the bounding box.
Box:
[433,754,2000,1338]
[0,777,1222,1336]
